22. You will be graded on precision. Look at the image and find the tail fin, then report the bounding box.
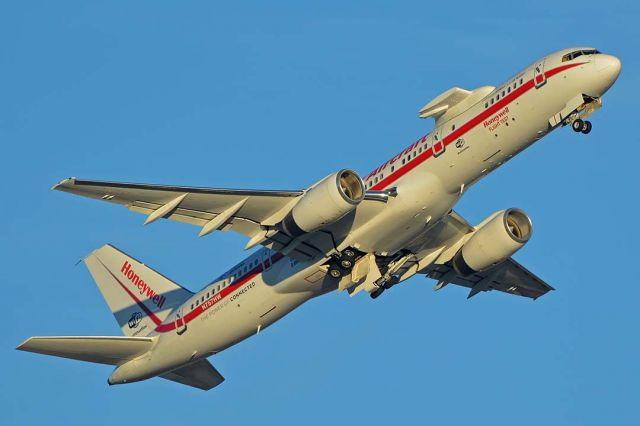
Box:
[84,244,192,336]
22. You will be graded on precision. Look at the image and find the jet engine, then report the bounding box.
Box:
[282,169,365,237]
[452,208,532,276]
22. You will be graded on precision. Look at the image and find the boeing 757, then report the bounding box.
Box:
[18,47,621,390]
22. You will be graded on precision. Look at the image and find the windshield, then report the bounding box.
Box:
[562,49,601,62]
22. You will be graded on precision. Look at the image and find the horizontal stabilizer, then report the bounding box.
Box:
[161,359,225,391]
[17,336,154,365]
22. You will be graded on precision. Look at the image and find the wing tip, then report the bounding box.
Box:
[51,177,76,191]
[16,337,32,351]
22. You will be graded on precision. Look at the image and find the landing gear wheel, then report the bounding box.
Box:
[340,259,353,269]
[370,287,384,299]
[581,120,592,134]
[572,119,584,132]
[343,249,356,258]
[329,267,342,279]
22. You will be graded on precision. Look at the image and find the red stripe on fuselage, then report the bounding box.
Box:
[154,253,284,333]
[370,62,584,191]
[98,253,285,333]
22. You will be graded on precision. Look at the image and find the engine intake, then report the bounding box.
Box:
[452,208,532,276]
[282,169,365,237]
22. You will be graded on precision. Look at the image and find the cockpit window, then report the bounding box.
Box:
[562,49,601,62]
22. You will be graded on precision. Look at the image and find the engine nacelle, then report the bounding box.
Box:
[282,169,365,237]
[452,208,532,276]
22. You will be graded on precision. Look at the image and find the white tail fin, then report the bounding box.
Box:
[84,244,192,336]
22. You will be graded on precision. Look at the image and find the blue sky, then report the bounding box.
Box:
[2,1,639,424]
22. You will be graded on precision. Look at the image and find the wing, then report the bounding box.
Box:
[54,178,389,261]
[425,258,554,300]
[160,359,224,391]
[359,210,554,300]
[54,177,309,253]
[54,178,302,231]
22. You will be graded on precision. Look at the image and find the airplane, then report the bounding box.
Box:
[18,47,621,390]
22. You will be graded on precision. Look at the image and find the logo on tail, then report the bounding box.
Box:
[121,261,166,309]
[128,312,142,329]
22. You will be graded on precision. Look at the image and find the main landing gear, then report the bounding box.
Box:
[571,118,592,134]
[327,248,357,279]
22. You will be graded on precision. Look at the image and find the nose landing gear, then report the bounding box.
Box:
[571,118,592,134]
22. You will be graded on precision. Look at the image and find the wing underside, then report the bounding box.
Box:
[425,258,554,299]
[365,210,554,300]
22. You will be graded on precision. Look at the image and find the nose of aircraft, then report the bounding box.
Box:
[593,54,621,96]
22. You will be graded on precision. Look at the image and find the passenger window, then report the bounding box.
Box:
[402,158,406,164]
[191,304,194,310]
[485,102,488,108]
[374,177,378,183]
[502,90,505,97]
[451,124,455,131]
[207,292,210,298]
[196,300,199,306]
[519,78,523,85]
[507,87,511,93]
[513,82,517,89]
[490,98,494,105]
[412,152,416,158]
[391,166,395,172]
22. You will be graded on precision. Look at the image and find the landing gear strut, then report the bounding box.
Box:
[369,274,401,299]
[571,118,592,134]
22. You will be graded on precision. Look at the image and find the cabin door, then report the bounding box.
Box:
[432,128,445,157]
[174,307,187,335]
[534,59,546,88]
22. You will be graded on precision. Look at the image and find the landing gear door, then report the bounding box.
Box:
[174,307,187,335]
[534,59,546,88]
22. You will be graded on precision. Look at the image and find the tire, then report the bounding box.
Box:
[329,267,342,279]
[370,288,384,299]
[340,259,353,269]
[581,120,592,134]
[343,249,356,258]
[572,119,584,132]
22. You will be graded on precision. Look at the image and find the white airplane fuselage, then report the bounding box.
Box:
[107,48,621,385]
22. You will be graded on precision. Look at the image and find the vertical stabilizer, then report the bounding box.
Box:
[84,244,192,336]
